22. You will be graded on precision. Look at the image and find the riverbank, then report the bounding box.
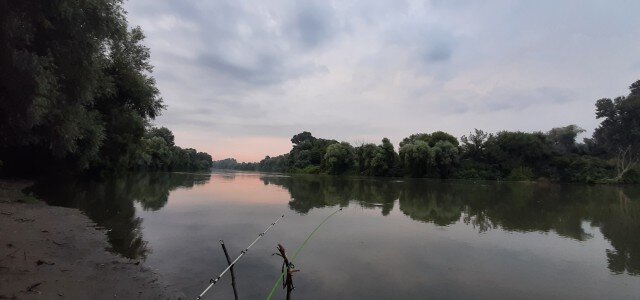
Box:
[0,180,179,299]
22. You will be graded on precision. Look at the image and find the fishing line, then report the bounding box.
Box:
[196,214,285,300]
[265,208,343,300]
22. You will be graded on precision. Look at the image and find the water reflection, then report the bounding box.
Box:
[31,172,211,259]
[262,175,640,275]
[32,172,640,281]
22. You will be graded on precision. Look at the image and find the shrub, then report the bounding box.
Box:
[506,166,534,181]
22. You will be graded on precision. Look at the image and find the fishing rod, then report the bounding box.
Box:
[196,214,285,300]
[266,208,342,300]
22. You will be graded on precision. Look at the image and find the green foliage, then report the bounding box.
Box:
[454,160,501,180]
[257,154,289,172]
[621,168,640,183]
[547,155,613,183]
[132,127,212,171]
[505,166,534,181]
[399,140,434,177]
[432,141,459,178]
[430,131,460,147]
[291,131,317,145]
[215,80,640,184]
[399,131,459,148]
[355,143,378,175]
[484,131,551,177]
[354,138,400,176]
[297,165,321,174]
[460,129,489,161]
[546,125,585,155]
[147,127,175,147]
[594,81,640,155]
[212,158,240,169]
[287,132,337,170]
[324,142,356,175]
[0,1,211,175]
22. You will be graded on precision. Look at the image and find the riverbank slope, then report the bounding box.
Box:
[0,180,179,299]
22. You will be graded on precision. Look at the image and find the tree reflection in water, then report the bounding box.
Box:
[262,175,640,276]
[29,172,640,276]
[31,172,211,259]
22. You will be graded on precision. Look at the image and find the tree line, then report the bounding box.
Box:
[0,0,212,176]
[214,80,640,183]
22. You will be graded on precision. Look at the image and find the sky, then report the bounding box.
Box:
[124,0,640,162]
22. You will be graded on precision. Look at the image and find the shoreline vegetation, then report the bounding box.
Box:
[0,180,180,299]
[214,81,640,184]
[0,1,212,178]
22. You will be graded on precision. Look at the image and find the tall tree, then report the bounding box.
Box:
[0,0,164,174]
[593,80,640,180]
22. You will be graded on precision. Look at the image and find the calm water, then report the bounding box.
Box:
[33,172,640,299]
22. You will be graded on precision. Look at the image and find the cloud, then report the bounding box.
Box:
[124,0,640,161]
[287,2,337,49]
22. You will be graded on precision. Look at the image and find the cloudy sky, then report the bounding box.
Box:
[124,0,640,162]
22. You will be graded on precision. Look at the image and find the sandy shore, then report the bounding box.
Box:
[0,180,180,299]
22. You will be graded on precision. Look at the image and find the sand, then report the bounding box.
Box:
[0,180,181,299]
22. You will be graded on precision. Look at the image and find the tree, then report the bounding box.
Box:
[355,143,378,175]
[399,140,434,177]
[593,80,640,180]
[400,131,458,148]
[430,131,459,147]
[0,0,172,174]
[432,141,459,178]
[484,131,551,177]
[460,129,490,160]
[400,133,431,148]
[257,154,289,172]
[0,0,127,171]
[354,138,399,177]
[288,132,337,171]
[372,138,399,176]
[147,127,175,147]
[546,125,585,154]
[324,142,355,175]
[291,131,316,145]
[212,158,239,169]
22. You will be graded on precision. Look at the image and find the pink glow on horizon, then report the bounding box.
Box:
[170,131,293,162]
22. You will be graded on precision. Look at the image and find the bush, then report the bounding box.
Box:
[454,167,481,180]
[547,155,613,183]
[506,166,534,181]
[297,165,321,174]
[454,160,501,180]
[621,168,640,183]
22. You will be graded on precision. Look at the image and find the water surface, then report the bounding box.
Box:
[34,172,640,299]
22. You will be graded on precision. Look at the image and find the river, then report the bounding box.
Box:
[32,171,640,299]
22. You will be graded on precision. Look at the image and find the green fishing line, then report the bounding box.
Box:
[265,208,342,300]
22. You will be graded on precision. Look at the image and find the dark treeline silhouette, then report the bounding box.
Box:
[260,174,640,275]
[215,81,640,183]
[0,1,212,176]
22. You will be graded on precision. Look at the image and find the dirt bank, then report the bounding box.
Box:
[0,180,180,299]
